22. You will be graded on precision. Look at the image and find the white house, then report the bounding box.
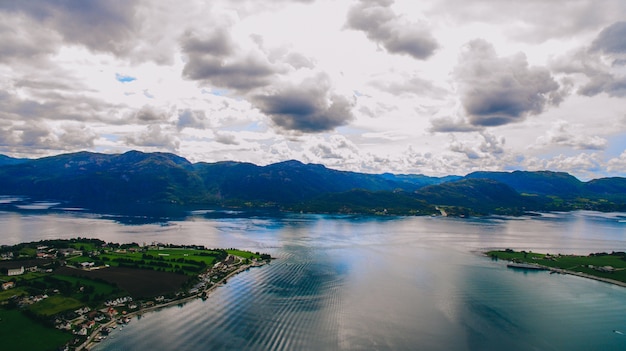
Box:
[7,266,24,276]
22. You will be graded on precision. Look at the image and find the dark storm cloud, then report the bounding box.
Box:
[181,30,280,92]
[346,0,438,60]
[455,39,562,127]
[0,0,139,56]
[590,21,626,54]
[253,74,355,133]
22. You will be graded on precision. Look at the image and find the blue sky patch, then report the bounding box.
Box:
[115,73,137,83]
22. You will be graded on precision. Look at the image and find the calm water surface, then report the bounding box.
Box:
[2,210,626,350]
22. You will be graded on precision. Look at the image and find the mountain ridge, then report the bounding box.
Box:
[0,150,624,216]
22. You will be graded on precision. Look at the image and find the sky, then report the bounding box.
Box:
[1,0,625,180]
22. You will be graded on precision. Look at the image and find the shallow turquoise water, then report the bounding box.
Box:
[2,210,626,350]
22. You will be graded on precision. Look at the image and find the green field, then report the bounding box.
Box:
[0,287,27,302]
[95,247,253,275]
[28,295,84,316]
[97,250,215,275]
[0,238,271,351]
[0,309,72,351]
[227,249,259,259]
[488,250,626,284]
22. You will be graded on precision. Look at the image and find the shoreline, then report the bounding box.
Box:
[79,260,268,350]
[482,251,626,289]
[536,265,626,288]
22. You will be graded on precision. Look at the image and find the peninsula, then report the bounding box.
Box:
[0,238,271,351]
[488,249,626,287]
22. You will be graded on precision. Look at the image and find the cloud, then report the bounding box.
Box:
[214,132,239,145]
[181,29,280,92]
[607,150,626,174]
[590,21,626,55]
[448,132,505,159]
[0,120,96,155]
[430,0,626,43]
[525,152,603,179]
[57,124,98,148]
[578,74,626,97]
[0,0,139,56]
[346,0,438,60]
[124,124,180,151]
[176,109,209,130]
[536,120,607,150]
[282,52,316,70]
[455,39,562,127]
[133,105,169,123]
[429,116,482,133]
[552,22,626,98]
[253,74,355,133]
[0,89,114,123]
[370,75,447,97]
[308,135,359,160]
[0,14,61,63]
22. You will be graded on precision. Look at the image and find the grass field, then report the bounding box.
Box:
[488,250,626,284]
[0,308,72,351]
[95,247,226,275]
[227,249,259,259]
[28,295,84,316]
[0,287,27,302]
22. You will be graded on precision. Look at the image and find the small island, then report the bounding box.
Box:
[488,249,626,287]
[0,238,271,351]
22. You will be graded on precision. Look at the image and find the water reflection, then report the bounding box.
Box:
[1,211,626,350]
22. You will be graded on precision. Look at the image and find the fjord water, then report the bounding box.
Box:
[2,211,626,350]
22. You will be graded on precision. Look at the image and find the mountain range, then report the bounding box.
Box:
[0,150,625,216]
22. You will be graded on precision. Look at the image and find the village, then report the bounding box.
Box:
[0,238,271,351]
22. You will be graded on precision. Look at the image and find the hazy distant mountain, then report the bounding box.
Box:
[0,150,624,216]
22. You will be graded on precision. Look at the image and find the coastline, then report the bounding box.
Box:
[482,250,626,289]
[538,266,626,288]
[79,260,268,350]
